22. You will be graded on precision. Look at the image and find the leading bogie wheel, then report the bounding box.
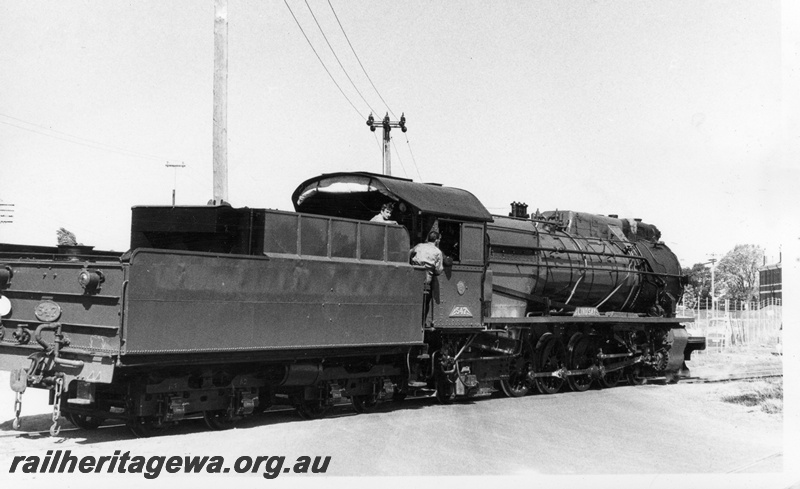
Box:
[627,367,647,386]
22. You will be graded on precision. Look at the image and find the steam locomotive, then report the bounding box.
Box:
[0,171,704,436]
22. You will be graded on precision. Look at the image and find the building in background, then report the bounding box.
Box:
[758,262,782,305]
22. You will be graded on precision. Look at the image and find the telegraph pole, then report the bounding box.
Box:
[212,0,228,205]
[367,113,406,175]
[166,162,186,206]
[709,258,716,315]
[701,258,717,315]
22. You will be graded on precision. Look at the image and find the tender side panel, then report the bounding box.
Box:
[122,249,422,355]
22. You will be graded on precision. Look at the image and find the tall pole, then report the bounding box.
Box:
[382,118,391,176]
[212,0,229,204]
[710,259,716,315]
[702,258,717,317]
[367,113,407,176]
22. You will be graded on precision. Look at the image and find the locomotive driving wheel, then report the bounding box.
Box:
[598,369,622,388]
[500,338,534,397]
[566,333,596,392]
[534,333,566,395]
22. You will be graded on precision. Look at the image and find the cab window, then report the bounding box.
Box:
[438,220,461,262]
[437,220,485,265]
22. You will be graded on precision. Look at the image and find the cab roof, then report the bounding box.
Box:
[292,172,493,222]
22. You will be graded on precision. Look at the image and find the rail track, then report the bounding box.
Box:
[0,369,782,440]
[681,369,783,384]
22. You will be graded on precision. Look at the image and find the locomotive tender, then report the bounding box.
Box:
[0,171,704,435]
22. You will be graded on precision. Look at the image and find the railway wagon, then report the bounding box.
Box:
[0,171,704,436]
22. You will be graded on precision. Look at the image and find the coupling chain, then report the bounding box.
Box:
[12,392,22,430]
[50,376,64,436]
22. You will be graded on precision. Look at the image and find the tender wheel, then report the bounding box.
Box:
[67,413,103,430]
[128,417,170,438]
[534,334,566,395]
[351,394,379,414]
[500,339,534,397]
[566,333,596,392]
[203,410,237,430]
[295,399,330,420]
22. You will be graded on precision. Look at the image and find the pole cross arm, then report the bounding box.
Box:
[366,113,407,176]
[366,113,407,133]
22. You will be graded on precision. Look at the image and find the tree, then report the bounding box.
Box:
[682,263,712,303]
[681,283,698,309]
[716,244,764,302]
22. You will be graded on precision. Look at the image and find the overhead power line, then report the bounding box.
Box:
[303,0,376,115]
[283,0,363,119]
[390,139,408,178]
[283,1,423,181]
[323,1,422,180]
[0,113,177,163]
[403,134,424,182]
[326,0,397,119]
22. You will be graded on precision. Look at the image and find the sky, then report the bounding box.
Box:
[0,0,798,268]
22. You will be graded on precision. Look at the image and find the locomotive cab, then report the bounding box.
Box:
[292,172,493,329]
[429,218,488,329]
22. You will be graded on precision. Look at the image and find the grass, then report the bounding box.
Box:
[721,378,783,414]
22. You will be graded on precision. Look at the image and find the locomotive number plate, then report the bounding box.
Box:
[449,306,473,318]
[34,300,62,322]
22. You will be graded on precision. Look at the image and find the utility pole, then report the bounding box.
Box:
[212,0,228,205]
[367,113,406,176]
[701,258,717,316]
[709,259,716,315]
[166,162,186,206]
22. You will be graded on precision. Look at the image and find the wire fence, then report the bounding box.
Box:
[685,297,782,312]
[677,302,782,350]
